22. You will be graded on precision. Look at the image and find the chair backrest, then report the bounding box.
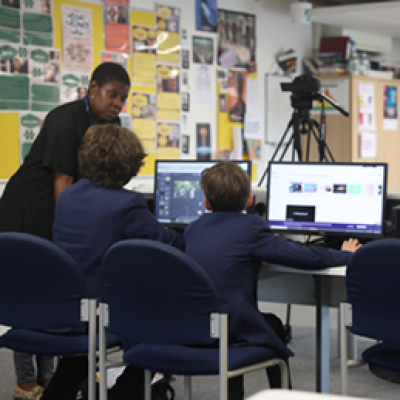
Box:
[101,239,221,346]
[0,232,90,330]
[346,238,400,342]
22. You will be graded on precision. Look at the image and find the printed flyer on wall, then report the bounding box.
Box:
[156,4,180,64]
[19,111,46,163]
[157,121,180,159]
[383,85,398,131]
[22,0,53,46]
[60,71,89,103]
[131,91,157,151]
[29,47,60,111]
[104,0,130,54]
[156,64,180,121]
[62,5,93,72]
[0,43,30,110]
[131,25,156,86]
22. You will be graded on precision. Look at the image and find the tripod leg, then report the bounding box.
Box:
[258,118,294,186]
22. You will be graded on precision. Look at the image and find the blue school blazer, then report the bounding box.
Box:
[53,178,184,299]
[184,212,352,359]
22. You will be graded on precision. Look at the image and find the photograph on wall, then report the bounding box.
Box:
[22,0,53,46]
[219,94,227,112]
[182,92,189,112]
[131,91,157,150]
[0,44,29,110]
[0,0,21,44]
[19,112,45,163]
[61,71,89,104]
[196,123,211,161]
[218,9,256,68]
[196,0,217,32]
[228,69,247,122]
[131,25,156,86]
[383,85,398,131]
[182,49,189,69]
[193,36,213,65]
[246,138,261,160]
[157,121,180,159]
[101,51,128,69]
[157,64,180,120]
[62,5,93,72]
[104,0,130,54]
[29,47,60,111]
[182,134,189,154]
[156,4,180,64]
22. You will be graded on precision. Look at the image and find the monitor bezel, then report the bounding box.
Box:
[154,159,252,228]
[265,161,388,239]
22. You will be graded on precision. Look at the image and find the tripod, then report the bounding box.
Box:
[257,92,349,342]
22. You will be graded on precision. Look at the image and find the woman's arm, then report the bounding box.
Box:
[54,171,74,202]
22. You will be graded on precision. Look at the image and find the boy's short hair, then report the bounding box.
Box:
[79,124,146,188]
[201,161,250,212]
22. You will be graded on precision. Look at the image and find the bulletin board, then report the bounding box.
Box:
[217,69,258,182]
[0,3,178,180]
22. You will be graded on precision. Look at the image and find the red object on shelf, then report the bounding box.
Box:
[319,36,351,59]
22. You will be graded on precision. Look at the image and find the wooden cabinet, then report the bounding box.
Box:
[302,75,400,190]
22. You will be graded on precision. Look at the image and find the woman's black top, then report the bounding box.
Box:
[0,99,119,240]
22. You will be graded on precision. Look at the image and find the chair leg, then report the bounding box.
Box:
[144,370,152,400]
[339,303,349,396]
[278,360,289,389]
[184,376,192,400]
[219,314,228,400]
[88,299,97,400]
[99,303,108,400]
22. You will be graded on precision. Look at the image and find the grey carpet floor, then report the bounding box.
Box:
[1,303,398,399]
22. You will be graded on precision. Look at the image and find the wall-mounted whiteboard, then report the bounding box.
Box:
[265,74,293,144]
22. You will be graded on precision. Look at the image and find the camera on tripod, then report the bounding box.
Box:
[281,74,321,110]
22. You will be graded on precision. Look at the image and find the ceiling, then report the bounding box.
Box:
[310,1,400,38]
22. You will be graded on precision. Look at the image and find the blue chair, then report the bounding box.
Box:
[0,232,120,400]
[99,239,289,400]
[340,238,400,395]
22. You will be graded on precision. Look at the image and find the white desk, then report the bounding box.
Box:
[258,264,347,394]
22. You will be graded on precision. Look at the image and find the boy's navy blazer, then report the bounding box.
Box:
[184,212,352,359]
[53,178,184,299]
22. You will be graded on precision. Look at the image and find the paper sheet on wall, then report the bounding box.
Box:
[19,112,46,163]
[195,64,211,104]
[246,77,259,114]
[232,125,243,160]
[62,5,93,72]
[22,0,54,47]
[61,71,89,103]
[360,132,377,158]
[358,82,376,131]
[383,85,398,131]
[244,114,263,140]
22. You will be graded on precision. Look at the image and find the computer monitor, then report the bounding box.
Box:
[266,162,387,239]
[154,160,252,227]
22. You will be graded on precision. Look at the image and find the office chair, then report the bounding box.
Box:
[0,232,120,400]
[99,239,289,400]
[339,238,400,395]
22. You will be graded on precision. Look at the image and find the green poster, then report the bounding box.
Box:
[0,75,29,110]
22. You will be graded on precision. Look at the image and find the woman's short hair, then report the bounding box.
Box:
[201,161,250,212]
[90,62,130,88]
[79,124,146,188]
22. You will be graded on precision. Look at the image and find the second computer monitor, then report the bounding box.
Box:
[266,162,387,239]
[154,160,252,227]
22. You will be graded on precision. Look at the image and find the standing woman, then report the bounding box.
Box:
[0,62,130,400]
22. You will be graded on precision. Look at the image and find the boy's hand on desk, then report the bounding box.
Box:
[341,238,362,253]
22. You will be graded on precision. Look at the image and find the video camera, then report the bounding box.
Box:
[281,74,321,110]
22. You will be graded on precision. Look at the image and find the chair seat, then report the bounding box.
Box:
[362,342,400,372]
[0,329,121,356]
[124,343,281,375]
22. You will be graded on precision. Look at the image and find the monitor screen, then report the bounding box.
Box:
[266,162,387,238]
[154,160,252,226]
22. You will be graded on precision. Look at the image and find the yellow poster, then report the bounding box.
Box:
[156,5,181,64]
[156,65,180,120]
[131,92,157,150]
[131,25,157,86]
[157,121,180,159]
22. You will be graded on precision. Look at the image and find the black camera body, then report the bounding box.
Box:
[281,74,321,111]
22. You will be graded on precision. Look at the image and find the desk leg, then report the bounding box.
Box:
[315,275,331,393]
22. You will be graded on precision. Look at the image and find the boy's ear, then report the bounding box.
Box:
[203,198,213,211]
[246,192,254,208]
